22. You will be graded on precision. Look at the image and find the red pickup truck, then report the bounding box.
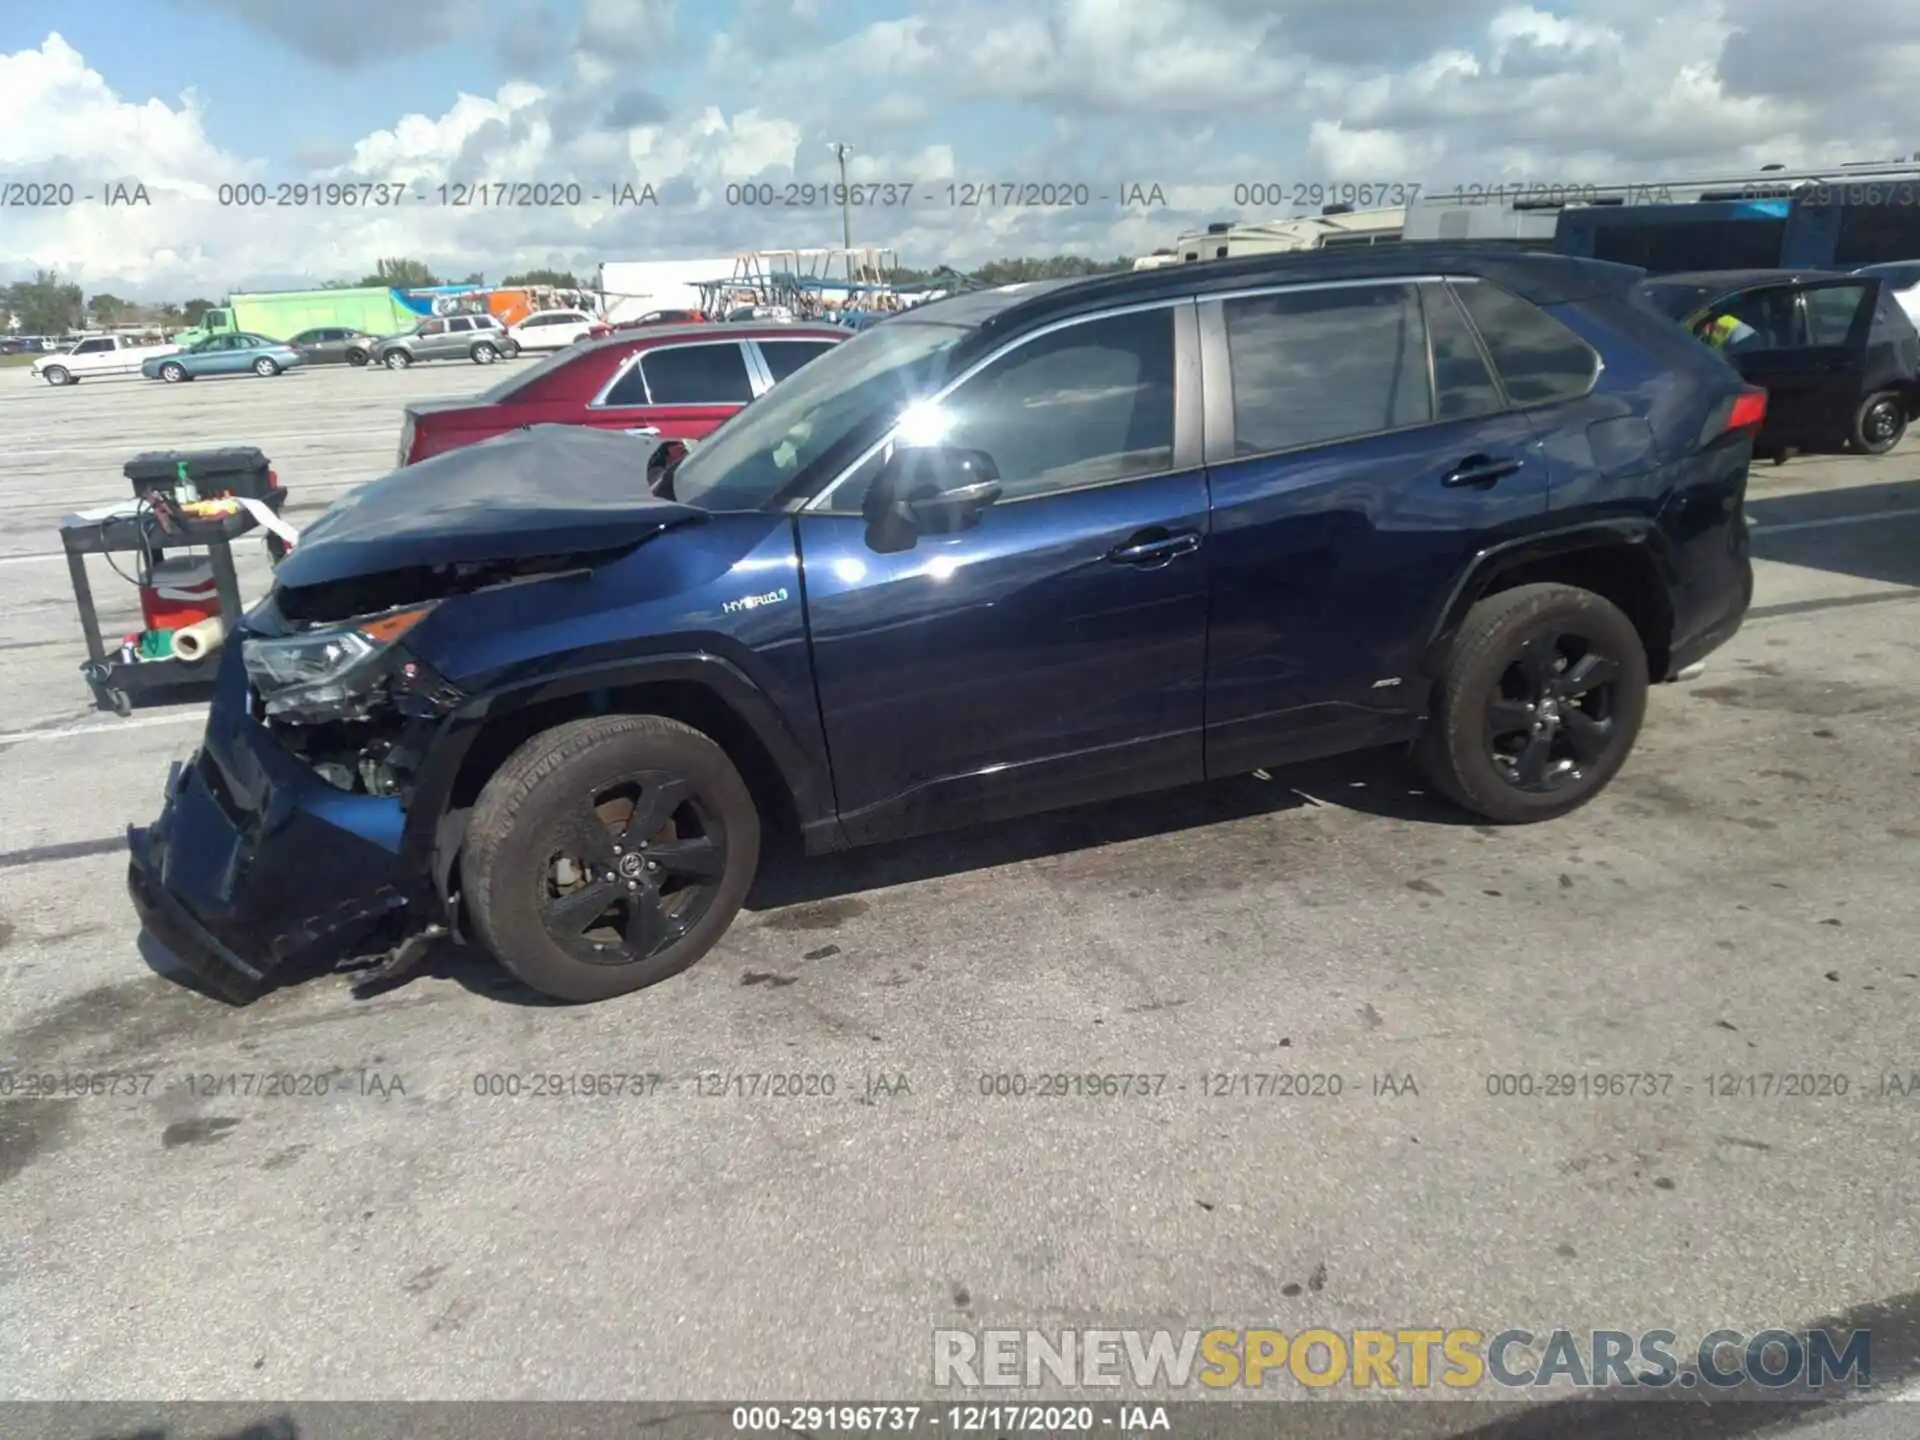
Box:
[396,322,848,467]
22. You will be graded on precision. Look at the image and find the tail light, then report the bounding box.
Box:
[267,468,280,489]
[1701,386,1767,446]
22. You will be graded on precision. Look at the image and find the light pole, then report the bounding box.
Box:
[828,141,854,282]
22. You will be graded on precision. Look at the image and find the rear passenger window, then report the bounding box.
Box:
[641,344,755,403]
[759,340,835,383]
[1421,284,1504,420]
[1223,284,1430,454]
[1452,281,1599,405]
[1803,285,1867,345]
[600,357,651,405]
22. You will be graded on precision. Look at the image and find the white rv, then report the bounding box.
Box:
[595,258,737,323]
[1173,207,1405,262]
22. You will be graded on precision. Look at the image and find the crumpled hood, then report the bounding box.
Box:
[272,424,704,589]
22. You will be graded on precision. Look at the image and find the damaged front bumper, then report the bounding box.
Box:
[127,698,432,1004]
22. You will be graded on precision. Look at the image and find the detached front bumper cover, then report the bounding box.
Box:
[127,754,421,1006]
[127,819,270,1004]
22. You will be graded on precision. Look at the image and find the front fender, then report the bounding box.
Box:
[400,650,843,910]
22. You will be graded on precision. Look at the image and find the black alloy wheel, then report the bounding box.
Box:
[463,714,761,1002]
[1416,582,1648,823]
[1484,631,1623,793]
[537,769,726,966]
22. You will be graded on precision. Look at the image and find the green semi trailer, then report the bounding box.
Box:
[177,287,421,346]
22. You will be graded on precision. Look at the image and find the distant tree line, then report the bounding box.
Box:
[3,254,1135,335]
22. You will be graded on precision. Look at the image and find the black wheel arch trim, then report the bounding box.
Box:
[400,651,841,910]
[1421,518,1674,671]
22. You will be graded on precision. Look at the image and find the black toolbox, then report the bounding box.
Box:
[124,447,277,503]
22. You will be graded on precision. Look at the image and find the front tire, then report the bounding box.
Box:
[43,366,71,386]
[253,357,279,376]
[383,349,412,370]
[1417,583,1648,824]
[1852,390,1906,454]
[462,715,761,1003]
[159,362,186,383]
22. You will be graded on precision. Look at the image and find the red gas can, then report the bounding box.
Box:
[140,556,218,631]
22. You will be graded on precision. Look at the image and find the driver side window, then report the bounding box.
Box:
[1711,288,1801,352]
[927,309,1177,503]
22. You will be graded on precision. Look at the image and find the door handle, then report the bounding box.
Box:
[624,425,661,436]
[1441,454,1523,489]
[1107,529,1201,566]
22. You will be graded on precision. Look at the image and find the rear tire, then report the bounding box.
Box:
[1416,583,1648,824]
[471,341,499,364]
[346,349,369,367]
[462,715,761,1003]
[1852,390,1906,454]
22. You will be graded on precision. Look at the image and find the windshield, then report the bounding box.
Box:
[669,318,972,510]
[1638,281,1716,323]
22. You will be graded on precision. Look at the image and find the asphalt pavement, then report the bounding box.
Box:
[0,359,1916,1438]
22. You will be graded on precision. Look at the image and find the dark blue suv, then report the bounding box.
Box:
[129,247,1761,1004]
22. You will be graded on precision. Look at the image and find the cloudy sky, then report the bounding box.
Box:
[2,0,1917,300]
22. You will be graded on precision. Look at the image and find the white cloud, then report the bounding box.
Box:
[1305,121,1447,180]
[7,2,1920,298]
[339,84,552,182]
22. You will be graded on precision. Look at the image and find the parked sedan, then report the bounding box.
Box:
[287,327,379,366]
[584,309,708,340]
[396,323,847,466]
[1639,269,1920,455]
[142,332,304,382]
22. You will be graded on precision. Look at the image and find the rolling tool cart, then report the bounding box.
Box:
[59,447,295,716]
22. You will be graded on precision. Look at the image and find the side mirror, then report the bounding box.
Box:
[863,445,1003,551]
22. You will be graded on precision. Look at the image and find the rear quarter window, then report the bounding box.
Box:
[1453,280,1601,405]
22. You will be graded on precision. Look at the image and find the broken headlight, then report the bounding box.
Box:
[243,602,437,721]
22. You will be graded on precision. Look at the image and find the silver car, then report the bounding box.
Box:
[288,327,380,366]
[369,314,518,369]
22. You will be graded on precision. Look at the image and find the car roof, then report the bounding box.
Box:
[894,247,1646,340]
[569,322,848,355]
[1647,269,1857,290]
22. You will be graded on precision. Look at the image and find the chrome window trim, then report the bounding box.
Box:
[743,341,775,395]
[1423,280,1508,419]
[587,340,755,410]
[805,295,1200,514]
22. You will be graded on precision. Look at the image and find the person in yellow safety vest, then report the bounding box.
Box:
[1700,310,1759,350]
